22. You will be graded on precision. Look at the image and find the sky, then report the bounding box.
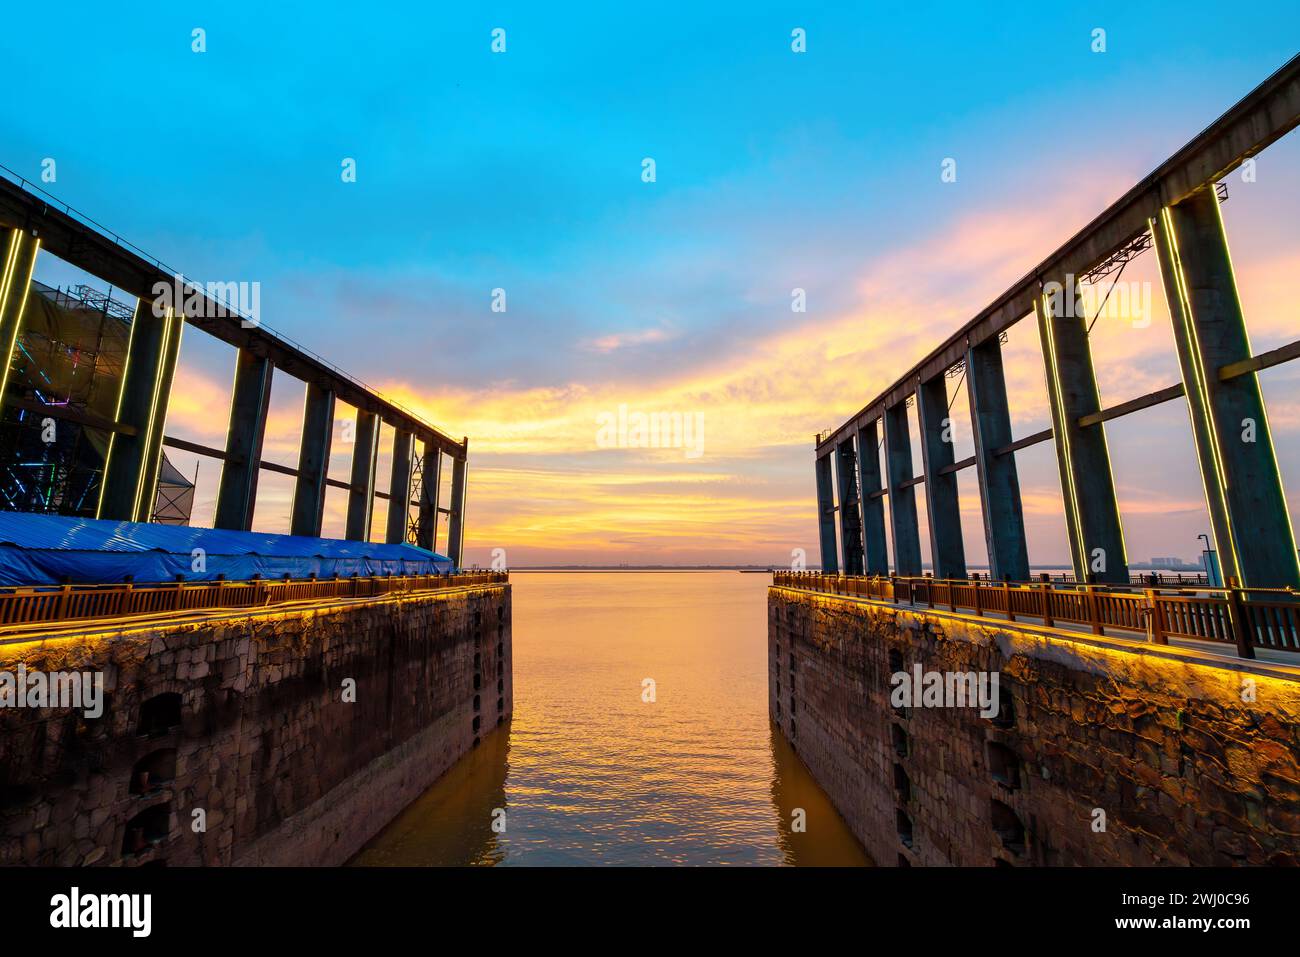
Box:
[3,3,1300,568]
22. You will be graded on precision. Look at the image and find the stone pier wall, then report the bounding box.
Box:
[769,586,1300,866]
[0,583,512,866]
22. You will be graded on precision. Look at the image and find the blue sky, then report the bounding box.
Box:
[3,4,1299,565]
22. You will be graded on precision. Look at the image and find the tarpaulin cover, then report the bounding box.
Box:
[0,512,454,586]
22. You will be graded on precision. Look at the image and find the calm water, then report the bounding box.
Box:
[351,571,870,866]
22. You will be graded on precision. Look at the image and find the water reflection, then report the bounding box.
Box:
[352,572,870,866]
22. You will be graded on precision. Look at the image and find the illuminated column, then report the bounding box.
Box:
[214,348,273,531]
[966,337,1030,582]
[915,373,966,580]
[0,228,40,400]
[883,401,922,576]
[815,450,838,572]
[835,437,865,575]
[1152,189,1299,588]
[855,419,890,575]
[345,410,380,541]
[385,428,414,544]
[98,296,183,522]
[445,442,468,569]
[1035,289,1129,583]
[290,382,334,537]
[416,440,441,552]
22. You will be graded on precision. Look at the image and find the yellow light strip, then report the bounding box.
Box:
[0,234,39,402]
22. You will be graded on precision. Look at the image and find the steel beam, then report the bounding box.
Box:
[966,337,1030,582]
[835,437,865,575]
[98,297,183,522]
[385,429,414,545]
[1152,188,1300,588]
[214,348,274,531]
[446,444,469,570]
[417,440,441,552]
[855,419,890,575]
[1035,291,1129,583]
[345,410,381,541]
[883,401,922,576]
[815,450,838,572]
[290,382,335,537]
[916,374,966,579]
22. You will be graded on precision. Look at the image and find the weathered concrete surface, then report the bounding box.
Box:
[0,583,512,866]
[770,586,1300,866]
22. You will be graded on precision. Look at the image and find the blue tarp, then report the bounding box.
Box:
[0,512,454,586]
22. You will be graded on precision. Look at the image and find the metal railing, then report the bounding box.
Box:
[772,571,1300,659]
[0,571,508,631]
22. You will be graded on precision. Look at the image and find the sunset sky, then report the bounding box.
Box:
[5,4,1300,567]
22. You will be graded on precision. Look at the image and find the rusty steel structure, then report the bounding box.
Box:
[814,54,1300,595]
[0,170,468,567]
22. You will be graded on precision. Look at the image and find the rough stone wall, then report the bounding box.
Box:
[0,584,512,866]
[769,586,1300,866]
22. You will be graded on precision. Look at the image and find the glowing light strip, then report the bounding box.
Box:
[97,297,144,518]
[0,233,39,403]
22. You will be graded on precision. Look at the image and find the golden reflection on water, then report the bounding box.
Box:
[351,571,870,866]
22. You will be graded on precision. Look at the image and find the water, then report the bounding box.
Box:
[351,571,870,866]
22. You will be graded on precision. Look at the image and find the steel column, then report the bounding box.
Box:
[290,382,335,537]
[385,428,414,544]
[835,437,864,575]
[0,228,39,401]
[1035,291,1129,583]
[855,419,890,575]
[417,440,441,552]
[98,296,183,522]
[1152,189,1300,588]
[815,450,838,572]
[966,337,1030,582]
[214,348,274,531]
[916,374,966,579]
[883,401,922,576]
[445,443,468,569]
[345,410,381,541]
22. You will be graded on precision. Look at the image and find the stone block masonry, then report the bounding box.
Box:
[769,586,1300,866]
[0,583,512,866]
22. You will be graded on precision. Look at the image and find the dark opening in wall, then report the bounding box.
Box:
[472,716,481,733]
[497,606,504,621]
[897,854,911,868]
[473,695,481,713]
[497,697,504,712]
[987,741,1022,789]
[896,808,914,848]
[888,648,904,674]
[497,642,503,657]
[891,723,909,757]
[497,678,504,693]
[497,661,503,677]
[788,652,796,672]
[776,701,782,718]
[474,611,482,629]
[990,685,1015,729]
[130,749,177,796]
[990,799,1026,855]
[893,763,911,802]
[474,652,482,671]
[790,719,797,739]
[789,695,796,715]
[122,803,171,856]
[137,693,182,738]
[473,674,482,690]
